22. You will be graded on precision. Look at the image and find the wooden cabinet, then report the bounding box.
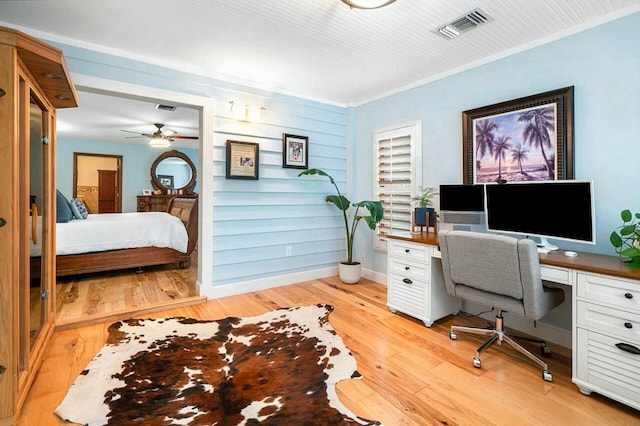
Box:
[387,238,461,327]
[0,26,77,423]
[137,194,197,212]
[573,272,640,410]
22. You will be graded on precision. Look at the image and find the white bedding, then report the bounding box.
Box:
[30,212,189,257]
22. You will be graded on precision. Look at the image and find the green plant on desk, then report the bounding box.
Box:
[610,209,640,268]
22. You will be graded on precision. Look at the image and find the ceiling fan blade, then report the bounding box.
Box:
[120,129,142,134]
[124,136,144,139]
[171,135,199,140]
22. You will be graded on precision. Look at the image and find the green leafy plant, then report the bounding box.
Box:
[298,168,383,265]
[609,209,640,268]
[412,186,438,208]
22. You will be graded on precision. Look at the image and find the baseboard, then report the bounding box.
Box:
[363,267,387,286]
[204,266,339,298]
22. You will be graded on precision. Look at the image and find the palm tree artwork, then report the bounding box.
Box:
[492,135,512,179]
[518,106,556,179]
[472,104,557,183]
[510,143,529,174]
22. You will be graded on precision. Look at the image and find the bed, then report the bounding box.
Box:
[30,197,198,277]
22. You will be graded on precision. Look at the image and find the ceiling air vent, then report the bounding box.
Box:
[155,103,177,111]
[435,8,493,40]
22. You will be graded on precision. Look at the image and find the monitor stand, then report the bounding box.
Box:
[536,237,558,254]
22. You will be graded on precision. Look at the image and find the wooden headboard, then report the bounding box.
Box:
[167,197,199,255]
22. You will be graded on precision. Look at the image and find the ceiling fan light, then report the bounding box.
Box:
[341,0,396,9]
[149,136,170,148]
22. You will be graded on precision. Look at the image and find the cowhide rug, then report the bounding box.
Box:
[55,304,380,425]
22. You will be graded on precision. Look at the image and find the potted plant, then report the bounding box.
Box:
[298,168,383,283]
[412,186,438,228]
[610,209,640,268]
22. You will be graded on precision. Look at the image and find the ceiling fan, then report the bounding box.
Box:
[121,123,198,147]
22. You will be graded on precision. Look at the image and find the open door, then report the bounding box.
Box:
[73,153,122,213]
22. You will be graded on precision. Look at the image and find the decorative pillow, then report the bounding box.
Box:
[70,198,89,219]
[56,190,74,223]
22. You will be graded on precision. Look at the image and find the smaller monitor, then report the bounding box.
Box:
[439,184,485,212]
[439,184,485,231]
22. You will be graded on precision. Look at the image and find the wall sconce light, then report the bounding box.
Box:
[229,101,265,123]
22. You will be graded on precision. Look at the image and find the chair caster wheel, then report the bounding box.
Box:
[449,331,457,340]
[473,358,481,368]
[541,345,551,357]
[542,370,553,382]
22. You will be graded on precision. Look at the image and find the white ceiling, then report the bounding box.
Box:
[1,0,638,145]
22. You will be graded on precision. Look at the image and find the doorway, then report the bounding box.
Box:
[73,153,122,213]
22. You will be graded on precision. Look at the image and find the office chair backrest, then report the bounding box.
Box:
[439,230,547,318]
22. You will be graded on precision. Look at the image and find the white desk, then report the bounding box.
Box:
[387,233,640,412]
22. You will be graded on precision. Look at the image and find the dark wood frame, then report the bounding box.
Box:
[226,140,259,180]
[282,133,309,169]
[462,86,574,184]
[150,149,197,194]
[31,197,198,277]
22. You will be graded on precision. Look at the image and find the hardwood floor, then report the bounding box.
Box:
[21,277,640,425]
[54,252,202,327]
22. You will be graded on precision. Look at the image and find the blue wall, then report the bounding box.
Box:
[56,139,198,212]
[353,12,640,274]
[50,40,348,289]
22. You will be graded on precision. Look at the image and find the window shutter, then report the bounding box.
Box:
[373,122,421,252]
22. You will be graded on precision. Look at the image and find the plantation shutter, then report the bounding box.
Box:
[374,122,422,251]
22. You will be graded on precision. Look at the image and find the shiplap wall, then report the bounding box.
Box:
[211,90,347,288]
[46,40,349,294]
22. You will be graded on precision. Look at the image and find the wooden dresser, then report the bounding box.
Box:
[137,194,197,212]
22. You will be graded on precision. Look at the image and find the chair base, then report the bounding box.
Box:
[449,310,553,382]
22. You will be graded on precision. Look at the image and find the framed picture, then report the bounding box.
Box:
[282,133,309,169]
[462,86,574,184]
[158,174,174,188]
[226,140,259,180]
[142,189,152,196]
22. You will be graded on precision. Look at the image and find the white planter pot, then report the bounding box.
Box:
[339,262,361,284]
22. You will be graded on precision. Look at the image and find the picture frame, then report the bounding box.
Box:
[158,174,174,188]
[282,133,309,169]
[462,86,574,184]
[226,140,259,180]
[142,189,152,196]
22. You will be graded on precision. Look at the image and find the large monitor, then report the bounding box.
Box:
[439,184,485,231]
[484,180,595,253]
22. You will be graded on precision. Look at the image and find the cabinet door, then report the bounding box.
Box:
[16,71,56,413]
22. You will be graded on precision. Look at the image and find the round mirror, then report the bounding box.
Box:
[150,150,197,194]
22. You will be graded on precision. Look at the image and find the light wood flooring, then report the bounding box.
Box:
[21,277,640,425]
[54,253,202,327]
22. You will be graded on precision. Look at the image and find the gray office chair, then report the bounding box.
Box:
[438,230,565,382]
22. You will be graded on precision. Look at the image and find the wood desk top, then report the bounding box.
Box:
[388,232,640,282]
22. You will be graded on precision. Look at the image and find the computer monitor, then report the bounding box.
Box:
[439,184,485,231]
[440,184,485,212]
[484,180,595,253]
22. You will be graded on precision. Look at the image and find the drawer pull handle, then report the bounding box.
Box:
[405,249,410,253]
[615,343,640,355]
[624,322,633,329]
[402,278,413,284]
[625,293,633,299]
[405,266,410,270]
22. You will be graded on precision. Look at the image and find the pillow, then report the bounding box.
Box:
[69,198,89,219]
[56,190,74,223]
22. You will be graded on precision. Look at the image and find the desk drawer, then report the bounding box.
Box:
[388,257,428,280]
[388,274,427,314]
[388,240,430,263]
[576,328,640,406]
[540,265,570,285]
[576,301,640,343]
[576,273,640,312]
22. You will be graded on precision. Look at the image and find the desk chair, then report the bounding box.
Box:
[438,230,565,381]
